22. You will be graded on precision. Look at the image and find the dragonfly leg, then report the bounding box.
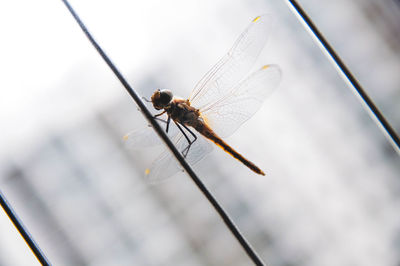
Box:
[165,116,171,133]
[154,117,167,124]
[182,125,197,157]
[182,124,197,142]
[174,122,197,158]
[153,111,166,123]
[153,111,171,133]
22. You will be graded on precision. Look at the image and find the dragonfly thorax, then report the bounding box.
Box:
[151,89,173,110]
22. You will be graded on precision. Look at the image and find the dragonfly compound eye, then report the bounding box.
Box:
[151,89,173,110]
[159,90,173,105]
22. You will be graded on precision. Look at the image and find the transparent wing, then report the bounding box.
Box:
[201,64,281,138]
[146,133,214,184]
[123,118,179,149]
[123,126,163,149]
[145,147,180,184]
[189,14,274,110]
[124,119,213,184]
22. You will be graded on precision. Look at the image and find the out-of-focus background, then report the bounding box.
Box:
[1,0,399,265]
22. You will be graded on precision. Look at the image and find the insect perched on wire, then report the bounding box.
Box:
[124,14,282,183]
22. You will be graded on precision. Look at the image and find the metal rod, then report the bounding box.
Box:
[60,1,265,265]
[286,0,400,154]
[0,190,51,266]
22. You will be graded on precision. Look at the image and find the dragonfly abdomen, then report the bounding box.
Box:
[194,122,265,176]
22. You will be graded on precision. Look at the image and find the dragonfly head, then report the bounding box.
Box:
[151,89,173,110]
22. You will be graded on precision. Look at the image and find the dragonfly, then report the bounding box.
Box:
[124,14,281,183]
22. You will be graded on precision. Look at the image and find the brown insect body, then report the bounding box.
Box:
[163,96,265,176]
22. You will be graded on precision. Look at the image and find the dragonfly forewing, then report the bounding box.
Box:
[189,14,274,111]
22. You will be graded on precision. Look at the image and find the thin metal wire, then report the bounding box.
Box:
[286,0,400,154]
[60,1,265,265]
[0,190,51,266]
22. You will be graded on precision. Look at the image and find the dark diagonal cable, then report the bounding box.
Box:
[0,190,51,266]
[60,1,265,265]
[287,0,400,154]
